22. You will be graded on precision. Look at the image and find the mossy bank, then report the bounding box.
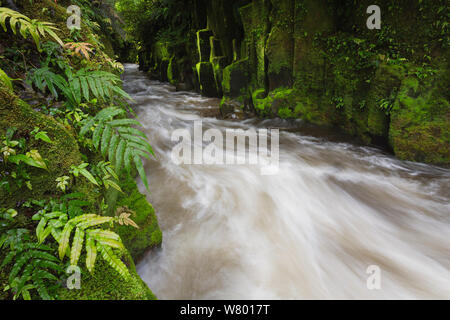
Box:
[127,0,449,165]
[0,0,161,300]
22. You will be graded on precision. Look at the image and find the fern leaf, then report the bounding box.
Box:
[80,118,95,137]
[32,271,52,300]
[108,134,119,162]
[124,145,132,174]
[58,223,75,260]
[16,264,33,295]
[101,124,112,157]
[85,235,97,273]
[134,155,150,191]
[97,244,130,279]
[93,122,104,149]
[77,216,113,230]
[70,227,84,266]
[79,168,99,186]
[9,251,31,282]
[115,139,126,170]
[1,251,16,268]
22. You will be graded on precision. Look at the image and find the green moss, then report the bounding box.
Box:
[389,69,450,164]
[196,62,219,97]
[167,57,179,85]
[0,86,83,209]
[114,175,162,261]
[221,59,249,97]
[57,250,156,300]
[196,29,213,62]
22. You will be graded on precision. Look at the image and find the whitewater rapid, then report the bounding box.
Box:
[122,64,450,299]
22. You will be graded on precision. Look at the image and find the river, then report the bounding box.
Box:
[122,64,450,299]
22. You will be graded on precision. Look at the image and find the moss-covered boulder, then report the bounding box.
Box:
[0,85,82,208]
[57,250,156,300]
[253,87,301,119]
[114,176,162,261]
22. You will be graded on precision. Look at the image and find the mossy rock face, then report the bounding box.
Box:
[222,59,249,98]
[196,62,219,97]
[0,86,82,208]
[211,56,227,96]
[167,57,180,85]
[196,29,213,62]
[253,87,300,119]
[114,176,162,262]
[365,64,403,138]
[209,36,223,60]
[389,72,450,164]
[159,58,170,82]
[239,0,271,90]
[57,250,156,300]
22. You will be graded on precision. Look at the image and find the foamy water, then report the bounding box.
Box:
[122,64,450,299]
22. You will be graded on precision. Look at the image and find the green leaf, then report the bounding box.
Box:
[134,155,149,191]
[85,235,97,273]
[70,228,84,266]
[59,223,75,260]
[101,124,112,157]
[79,168,99,186]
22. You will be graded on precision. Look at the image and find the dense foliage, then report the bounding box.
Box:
[0,1,156,300]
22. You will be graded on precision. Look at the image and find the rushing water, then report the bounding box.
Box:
[122,64,450,299]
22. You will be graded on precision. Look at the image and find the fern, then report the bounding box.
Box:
[0,8,64,51]
[80,107,155,190]
[33,211,132,279]
[65,68,131,105]
[28,66,131,107]
[64,42,94,61]
[1,242,63,300]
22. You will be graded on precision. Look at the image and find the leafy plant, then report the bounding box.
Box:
[1,128,48,192]
[93,161,122,192]
[64,42,94,60]
[0,8,64,51]
[28,66,131,107]
[69,162,99,187]
[1,242,63,300]
[115,207,139,229]
[80,107,155,190]
[30,127,53,144]
[55,176,70,192]
[32,211,132,278]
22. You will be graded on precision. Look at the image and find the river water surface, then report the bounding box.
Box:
[122,64,450,299]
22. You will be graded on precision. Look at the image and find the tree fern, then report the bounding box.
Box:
[33,210,132,279]
[1,242,63,300]
[80,107,155,190]
[0,8,64,51]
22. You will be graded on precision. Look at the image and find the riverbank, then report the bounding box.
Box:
[120,0,449,165]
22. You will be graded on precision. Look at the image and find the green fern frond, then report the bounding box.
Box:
[97,244,130,279]
[2,242,63,300]
[80,107,155,191]
[0,8,64,51]
[35,211,130,278]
